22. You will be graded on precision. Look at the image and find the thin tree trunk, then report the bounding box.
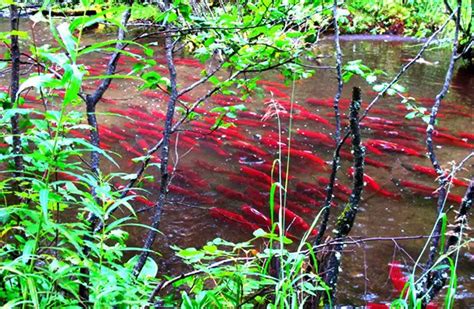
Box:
[9,4,24,178]
[422,2,461,303]
[133,33,178,276]
[78,8,131,304]
[318,87,365,306]
[313,0,344,248]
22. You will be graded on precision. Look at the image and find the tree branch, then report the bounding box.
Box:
[312,0,344,249]
[421,2,462,305]
[423,0,461,279]
[331,0,343,143]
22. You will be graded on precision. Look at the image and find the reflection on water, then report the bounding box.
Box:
[3,19,473,306]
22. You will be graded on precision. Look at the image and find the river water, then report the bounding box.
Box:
[2,20,473,307]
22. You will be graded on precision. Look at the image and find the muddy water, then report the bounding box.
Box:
[3,19,473,306]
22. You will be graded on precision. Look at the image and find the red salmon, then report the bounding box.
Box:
[365,139,423,157]
[348,167,399,199]
[388,261,407,293]
[401,163,468,187]
[283,149,327,168]
[209,207,260,232]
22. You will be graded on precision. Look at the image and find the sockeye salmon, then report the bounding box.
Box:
[241,204,272,227]
[263,85,289,98]
[401,163,468,187]
[388,261,407,293]
[272,205,317,235]
[99,125,127,141]
[200,140,229,157]
[415,127,474,149]
[295,182,327,200]
[283,149,327,168]
[295,129,334,146]
[119,141,143,157]
[317,176,352,197]
[115,184,155,207]
[348,167,399,199]
[365,139,423,157]
[256,80,287,88]
[108,108,133,118]
[229,141,268,157]
[228,174,269,192]
[142,90,168,100]
[136,139,149,151]
[126,109,156,122]
[136,128,163,140]
[458,132,474,141]
[174,58,205,68]
[135,120,163,131]
[209,207,260,232]
[169,184,214,204]
[151,110,166,121]
[240,166,273,184]
[215,185,247,202]
[298,109,334,127]
[394,179,464,203]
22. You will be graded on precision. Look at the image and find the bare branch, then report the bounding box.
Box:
[332,0,343,143]
[424,1,461,274]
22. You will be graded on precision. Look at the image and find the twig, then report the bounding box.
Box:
[331,0,343,143]
[148,257,253,303]
[79,8,131,303]
[313,0,344,247]
[360,9,456,122]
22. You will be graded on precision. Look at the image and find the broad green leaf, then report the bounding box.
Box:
[18,74,56,98]
[21,239,36,264]
[57,22,77,61]
[125,255,158,280]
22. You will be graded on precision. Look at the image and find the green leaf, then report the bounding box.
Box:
[208,75,220,85]
[57,22,77,61]
[372,83,386,92]
[126,255,158,280]
[422,115,431,124]
[62,64,84,105]
[22,239,36,264]
[405,111,417,119]
[30,11,47,25]
[18,74,56,98]
[39,188,49,221]
[366,74,377,84]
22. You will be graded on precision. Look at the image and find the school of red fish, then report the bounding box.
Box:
[7,48,472,304]
[7,48,472,239]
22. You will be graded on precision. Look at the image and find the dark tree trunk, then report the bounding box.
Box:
[9,4,24,178]
[133,33,178,276]
[317,87,365,306]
